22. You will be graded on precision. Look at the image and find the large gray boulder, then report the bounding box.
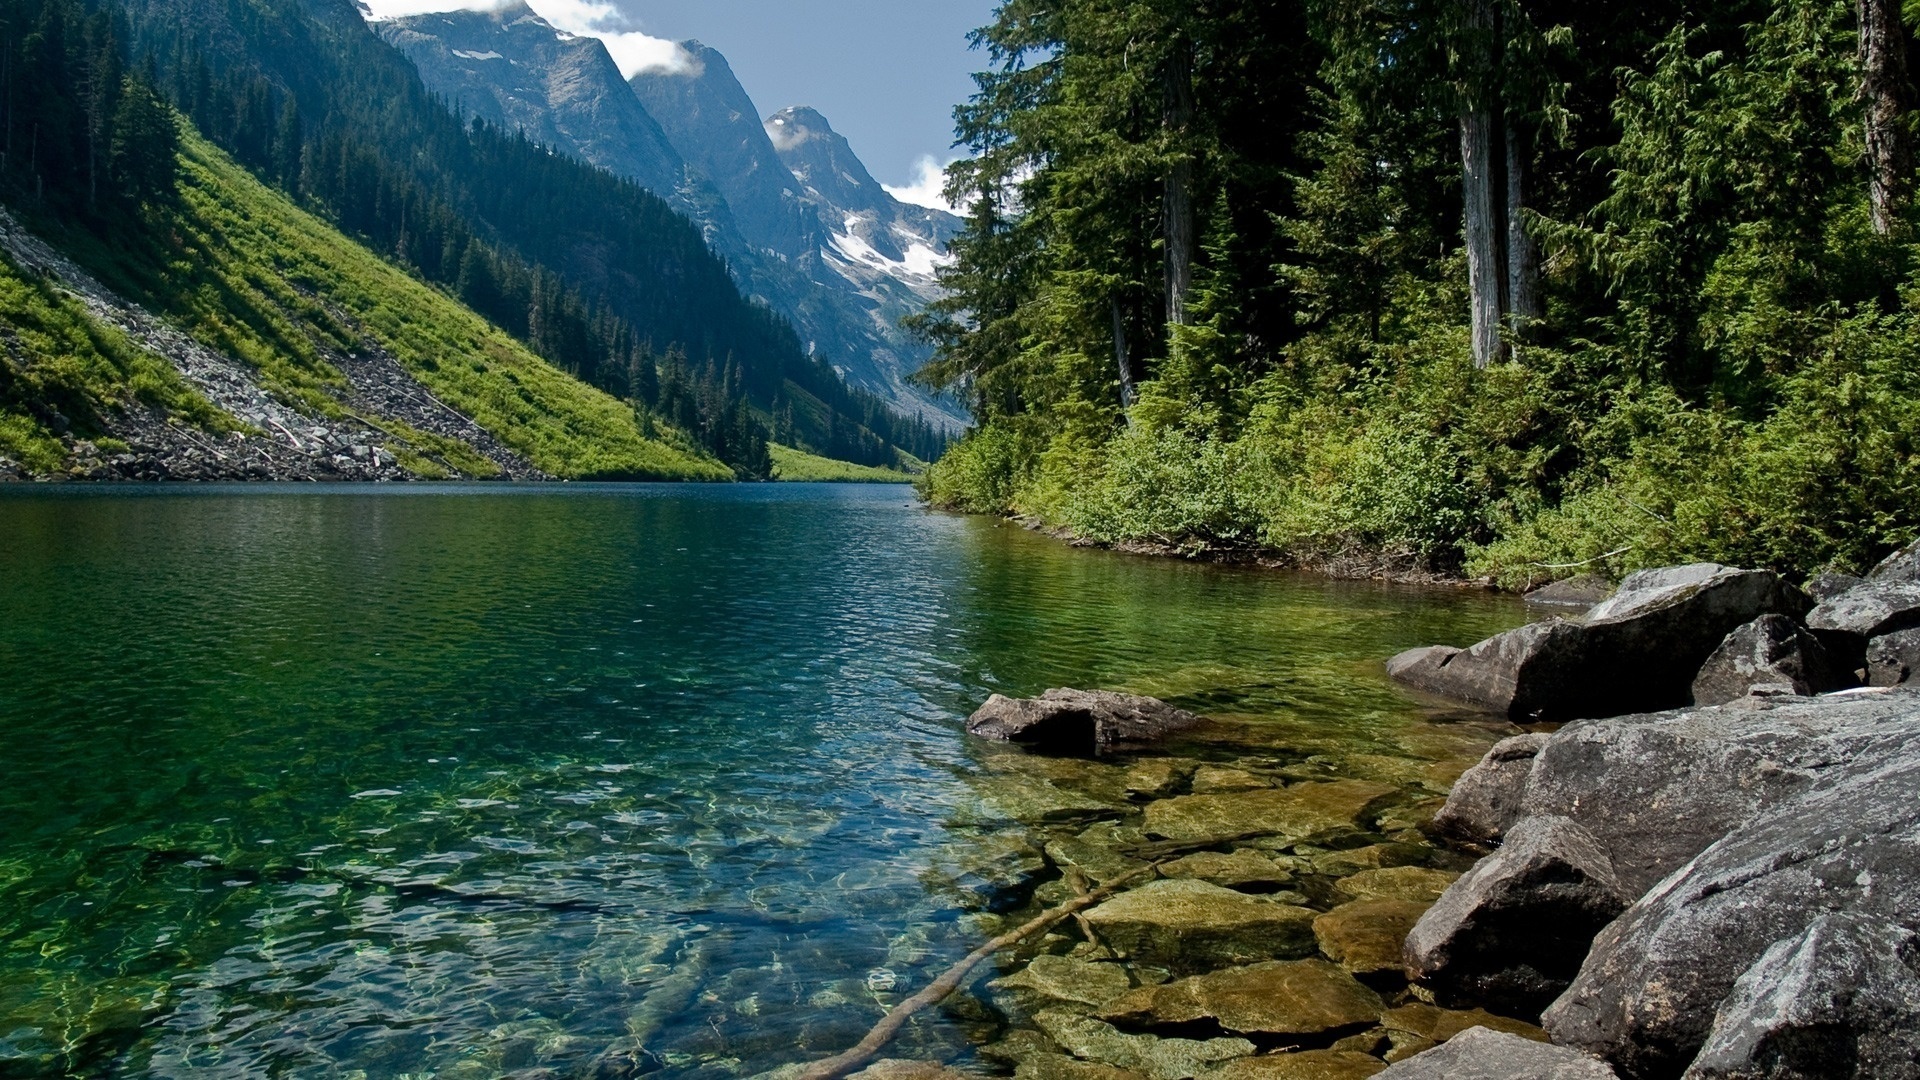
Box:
[1805,579,1920,665]
[1543,745,1920,1079]
[1432,734,1549,846]
[1689,614,1846,705]
[1867,628,1920,687]
[1497,693,1920,898]
[1390,565,1810,721]
[967,690,1204,754]
[1404,816,1632,1015]
[1867,537,1920,584]
[1374,1027,1618,1079]
[1683,913,1920,1080]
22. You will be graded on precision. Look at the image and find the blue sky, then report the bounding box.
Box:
[363,0,999,205]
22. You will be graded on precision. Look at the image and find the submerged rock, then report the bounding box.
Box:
[1031,1009,1254,1080]
[1142,781,1400,846]
[1309,843,1431,879]
[848,1062,973,1080]
[995,955,1135,1012]
[1690,614,1846,705]
[1100,959,1384,1037]
[1081,879,1318,973]
[1405,816,1631,1015]
[967,690,1205,754]
[1683,913,1920,1080]
[1211,1051,1387,1080]
[1158,849,1295,891]
[1015,1053,1148,1080]
[1124,758,1199,800]
[1334,867,1460,904]
[1432,734,1548,847]
[1314,899,1433,976]
[1542,747,1920,1079]
[1390,564,1810,721]
[1378,1004,1547,1045]
[1373,1027,1618,1079]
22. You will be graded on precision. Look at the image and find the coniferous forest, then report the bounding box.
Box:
[0,0,948,479]
[918,0,1920,583]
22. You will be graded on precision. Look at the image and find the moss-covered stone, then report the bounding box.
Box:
[1100,959,1384,1037]
[1313,899,1433,975]
[1082,880,1318,972]
[1142,782,1400,845]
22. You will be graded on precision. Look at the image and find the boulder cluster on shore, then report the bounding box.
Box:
[853,548,1920,1080]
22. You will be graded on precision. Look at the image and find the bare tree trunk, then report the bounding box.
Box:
[1459,0,1505,368]
[1461,107,1504,368]
[1505,121,1542,336]
[1858,0,1913,234]
[1112,294,1136,411]
[1162,35,1196,329]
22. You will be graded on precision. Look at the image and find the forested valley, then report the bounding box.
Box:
[918,0,1920,584]
[0,0,947,480]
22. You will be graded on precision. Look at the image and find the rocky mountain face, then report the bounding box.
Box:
[379,9,965,429]
[375,4,687,204]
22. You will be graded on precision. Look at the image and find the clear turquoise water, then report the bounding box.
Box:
[0,484,1524,1079]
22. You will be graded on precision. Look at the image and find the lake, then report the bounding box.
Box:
[0,484,1524,1078]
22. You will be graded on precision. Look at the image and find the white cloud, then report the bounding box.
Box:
[884,155,964,214]
[357,0,699,79]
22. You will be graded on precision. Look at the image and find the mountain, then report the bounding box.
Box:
[378,8,965,429]
[109,0,947,471]
[766,105,958,305]
[373,4,688,203]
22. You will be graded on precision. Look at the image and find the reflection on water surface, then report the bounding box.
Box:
[0,484,1523,1078]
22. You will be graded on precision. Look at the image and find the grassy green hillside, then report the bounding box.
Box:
[768,444,915,483]
[8,129,731,482]
[0,255,229,473]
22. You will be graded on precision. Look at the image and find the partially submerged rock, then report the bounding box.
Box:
[1690,614,1846,705]
[1432,734,1548,847]
[1100,959,1384,1037]
[1391,564,1810,721]
[1373,1027,1618,1079]
[1543,746,1920,1079]
[1683,913,1920,1080]
[1315,899,1433,976]
[968,690,1205,755]
[1081,879,1318,973]
[1405,816,1631,1015]
[1142,781,1400,846]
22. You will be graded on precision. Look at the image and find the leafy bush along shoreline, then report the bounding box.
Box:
[915,0,1920,587]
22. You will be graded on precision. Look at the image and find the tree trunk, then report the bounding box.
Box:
[1461,106,1504,368]
[1505,120,1542,336]
[1162,35,1196,329]
[1858,0,1913,234]
[1112,294,1136,411]
[1458,0,1505,368]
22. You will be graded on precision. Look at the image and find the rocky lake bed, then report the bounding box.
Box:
[835,547,1920,1080]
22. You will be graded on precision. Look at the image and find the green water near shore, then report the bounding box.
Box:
[0,483,1525,1078]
